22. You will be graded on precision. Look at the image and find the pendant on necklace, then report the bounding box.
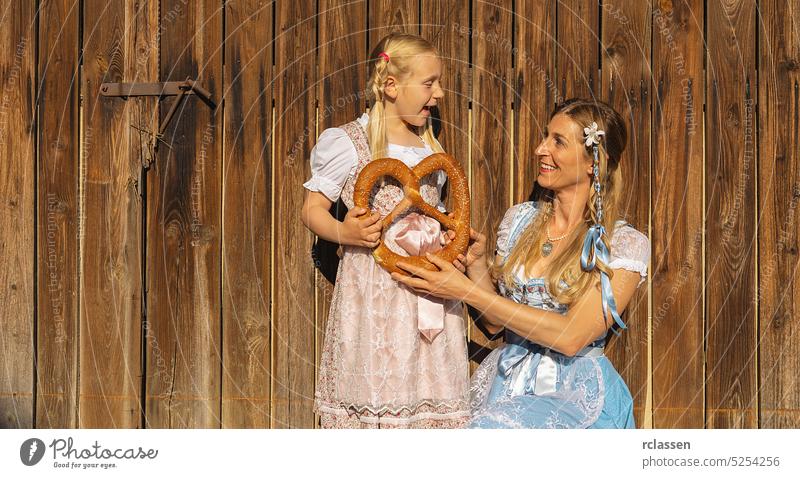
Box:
[542,241,553,257]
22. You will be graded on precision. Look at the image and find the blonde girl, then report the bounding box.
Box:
[301,33,471,428]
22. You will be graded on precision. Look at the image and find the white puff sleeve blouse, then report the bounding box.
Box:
[302,113,447,209]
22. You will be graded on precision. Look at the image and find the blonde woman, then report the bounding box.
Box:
[392,99,651,428]
[302,33,470,428]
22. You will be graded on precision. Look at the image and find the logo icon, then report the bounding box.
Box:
[20,438,45,466]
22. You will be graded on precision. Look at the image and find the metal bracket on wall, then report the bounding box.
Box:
[100,78,217,168]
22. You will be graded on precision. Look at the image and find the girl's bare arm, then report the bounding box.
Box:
[301,190,383,248]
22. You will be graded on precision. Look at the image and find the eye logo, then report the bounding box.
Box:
[20,438,45,466]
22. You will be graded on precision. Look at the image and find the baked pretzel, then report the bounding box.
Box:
[353,153,470,275]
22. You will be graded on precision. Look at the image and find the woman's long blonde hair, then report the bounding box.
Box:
[491,99,628,305]
[366,33,444,159]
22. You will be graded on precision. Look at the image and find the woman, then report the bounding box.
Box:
[391,98,651,428]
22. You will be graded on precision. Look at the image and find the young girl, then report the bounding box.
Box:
[392,99,651,428]
[301,33,470,428]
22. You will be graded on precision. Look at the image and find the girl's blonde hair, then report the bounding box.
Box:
[491,98,628,305]
[366,33,444,159]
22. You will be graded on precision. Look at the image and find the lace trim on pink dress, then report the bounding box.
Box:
[313,120,470,428]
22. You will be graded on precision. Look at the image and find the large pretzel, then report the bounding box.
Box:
[354,153,470,275]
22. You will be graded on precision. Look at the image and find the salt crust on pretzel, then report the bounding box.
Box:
[353,153,470,275]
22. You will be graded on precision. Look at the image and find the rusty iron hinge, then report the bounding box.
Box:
[101,78,216,168]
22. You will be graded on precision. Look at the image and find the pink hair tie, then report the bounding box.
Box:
[377,51,390,62]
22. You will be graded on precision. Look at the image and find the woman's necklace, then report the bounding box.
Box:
[542,218,573,257]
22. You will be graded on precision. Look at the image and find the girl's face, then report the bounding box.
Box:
[534,113,594,192]
[385,53,444,128]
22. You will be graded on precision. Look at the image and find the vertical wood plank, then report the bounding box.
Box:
[221,0,273,429]
[273,0,317,428]
[470,0,513,367]
[146,0,223,428]
[369,0,419,44]
[421,1,469,178]
[316,0,367,427]
[705,0,757,429]
[36,0,80,428]
[758,0,800,428]
[600,0,652,428]
[78,0,156,429]
[556,0,599,98]
[422,0,472,364]
[514,1,556,205]
[651,0,706,429]
[0,0,36,428]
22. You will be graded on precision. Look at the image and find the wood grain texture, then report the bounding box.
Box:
[145,0,223,428]
[470,0,513,368]
[78,0,156,428]
[651,0,706,429]
[272,0,317,428]
[758,0,800,429]
[0,0,36,428]
[556,0,599,98]
[316,0,367,428]
[705,0,757,429]
[36,0,80,428]
[514,0,556,205]
[369,0,419,44]
[600,0,652,428]
[221,0,273,429]
[421,0,469,177]
[9,0,800,431]
[421,1,472,361]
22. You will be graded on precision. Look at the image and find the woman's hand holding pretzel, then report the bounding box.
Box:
[442,214,487,273]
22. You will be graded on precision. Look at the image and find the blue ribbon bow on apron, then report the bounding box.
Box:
[497,331,604,397]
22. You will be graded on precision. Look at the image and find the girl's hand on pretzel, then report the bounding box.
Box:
[391,253,474,301]
[442,219,487,273]
[340,207,382,248]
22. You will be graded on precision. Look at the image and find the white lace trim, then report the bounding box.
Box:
[607,257,648,286]
[315,400,471,425]
[469,348,502,411]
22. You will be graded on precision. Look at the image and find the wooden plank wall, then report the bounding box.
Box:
[0,0,36,428]
[759,0,800,429]
[651,0,706,428]
[1,0,798,429]
[601,0,651,428]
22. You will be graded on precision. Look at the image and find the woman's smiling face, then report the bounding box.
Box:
[534,113,594,192]
[386,53,444,127]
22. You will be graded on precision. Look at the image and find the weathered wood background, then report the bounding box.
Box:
[1,0,797,429]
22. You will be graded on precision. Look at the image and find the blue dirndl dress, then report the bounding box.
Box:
[468,201,650,429]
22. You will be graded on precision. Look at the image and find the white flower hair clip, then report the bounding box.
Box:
[583,121,605,147]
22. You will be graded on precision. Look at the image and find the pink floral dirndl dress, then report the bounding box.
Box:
[313,120,471,428]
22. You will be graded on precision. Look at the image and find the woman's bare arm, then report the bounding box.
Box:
[463,268,642,355]
[464,254,503,335]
